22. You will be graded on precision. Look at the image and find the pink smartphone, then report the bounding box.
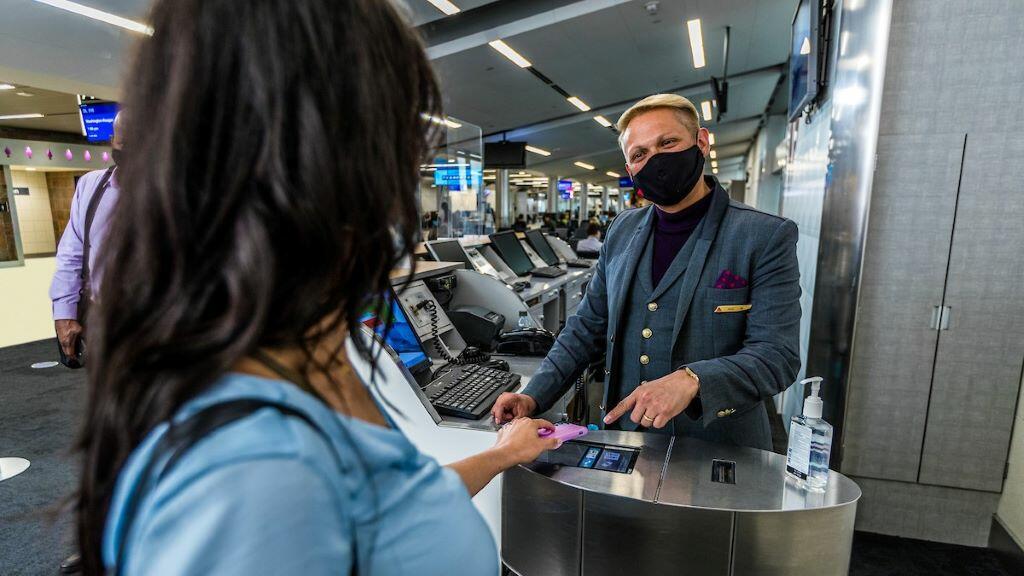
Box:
[538,423,589,443]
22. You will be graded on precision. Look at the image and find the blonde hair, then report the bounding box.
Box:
[616,94,700,151]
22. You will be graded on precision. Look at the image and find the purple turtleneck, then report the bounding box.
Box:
[651,191,714,286]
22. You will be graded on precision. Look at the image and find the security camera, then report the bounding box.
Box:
[644,1,660,16]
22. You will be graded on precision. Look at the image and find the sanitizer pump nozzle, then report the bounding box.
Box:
[802,376,824,419]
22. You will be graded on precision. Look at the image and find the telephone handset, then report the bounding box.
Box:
[494,327,555,356]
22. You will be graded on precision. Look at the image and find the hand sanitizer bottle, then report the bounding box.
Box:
[785,377,833,492]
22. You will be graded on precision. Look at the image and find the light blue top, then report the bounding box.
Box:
[102,373,498,575]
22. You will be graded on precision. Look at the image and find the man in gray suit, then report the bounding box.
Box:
[492,94,801,450]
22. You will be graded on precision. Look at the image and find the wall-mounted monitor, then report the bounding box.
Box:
[788,0,821,121]
[484,141,527,169]
[79,101,118,143]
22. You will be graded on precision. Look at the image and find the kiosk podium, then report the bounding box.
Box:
[502,430,861,576]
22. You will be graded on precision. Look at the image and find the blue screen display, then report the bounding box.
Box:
[557,180,573,192]
[434,165,482,191]
[618,177,634,188]
[359,296,429,371]
[79,102,118,143]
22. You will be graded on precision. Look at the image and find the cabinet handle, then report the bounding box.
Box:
[939,305,951,331]
[929,305,942,330]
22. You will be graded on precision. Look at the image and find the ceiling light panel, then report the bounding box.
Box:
[488,40,532,68]
[0,113,44,120]
[525,145,551,156]
[687,19,706,69]
[700,100,713,121]
[31,0,154,35]
[606,171,621,178]
[567,97,591,112]
[426,0,461,16]
[574,161,595,170]
[593,115,612,127]
[708,132,716,145]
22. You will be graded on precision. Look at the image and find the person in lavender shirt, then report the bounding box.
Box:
[50,113,123,365]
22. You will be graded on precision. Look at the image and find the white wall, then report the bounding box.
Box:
[11,170,56,255]
[0,257,57,348]
[998,370,1024,547]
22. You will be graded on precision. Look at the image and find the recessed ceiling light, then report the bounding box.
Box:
[0,113,44,120]
[709,150,717,159]
[567,97,591,112]
[15,92,34,97]
[606,171,621,178]
[708,132,716,145]
[700,100,713,121]
[444,118,462,129]
[711,160,718,168]
[574,161,595,170]
[525,145,551,156]
[488,40,532,68]
[687,19,706,69]
[593,115,612,127]
[31,0,154,35]
[712,168,719,174]
[426,0,461,16]
[0,83,15,90]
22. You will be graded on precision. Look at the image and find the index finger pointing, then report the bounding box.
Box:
[603,393,636,424]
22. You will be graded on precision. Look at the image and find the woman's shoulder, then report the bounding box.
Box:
[167,373,358,480]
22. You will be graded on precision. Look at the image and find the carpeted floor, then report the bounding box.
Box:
[1,339,84,576]
[0,339,1017,575]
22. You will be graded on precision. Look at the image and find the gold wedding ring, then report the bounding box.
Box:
[642,415,655,422]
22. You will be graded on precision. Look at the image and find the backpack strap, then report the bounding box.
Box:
[111,398,352,575]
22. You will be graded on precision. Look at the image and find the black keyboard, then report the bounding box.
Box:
[566,259,591,268]
[531,266,567,278]
[425,364,521,420]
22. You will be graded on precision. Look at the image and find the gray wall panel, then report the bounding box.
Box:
[919,131,1024,491]
[853,476,1001,547]
[843,135,962,480]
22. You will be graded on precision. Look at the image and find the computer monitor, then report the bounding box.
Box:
[525,229,560,266]
[426,239,472,269]
[359,291,430,374]
[488,231,535,276]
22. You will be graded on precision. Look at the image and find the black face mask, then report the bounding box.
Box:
[111,148,123,166]
[632,145,705,206]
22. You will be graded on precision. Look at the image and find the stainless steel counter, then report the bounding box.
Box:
[503,431,861,576]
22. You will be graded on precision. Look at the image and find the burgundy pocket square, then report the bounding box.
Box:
[714,270,748,289]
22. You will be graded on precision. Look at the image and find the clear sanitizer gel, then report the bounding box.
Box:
[785,377,833,492]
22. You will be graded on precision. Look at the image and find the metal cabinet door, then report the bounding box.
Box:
[842,135,963,481]
[918,132,1024,492]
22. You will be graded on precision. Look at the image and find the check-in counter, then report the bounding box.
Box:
[503,431,861,576]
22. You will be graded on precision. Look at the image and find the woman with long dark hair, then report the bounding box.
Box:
[74,0,558,573]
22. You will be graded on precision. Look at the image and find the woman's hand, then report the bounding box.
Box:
[494,418,560,468]
[448,418,560,497]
